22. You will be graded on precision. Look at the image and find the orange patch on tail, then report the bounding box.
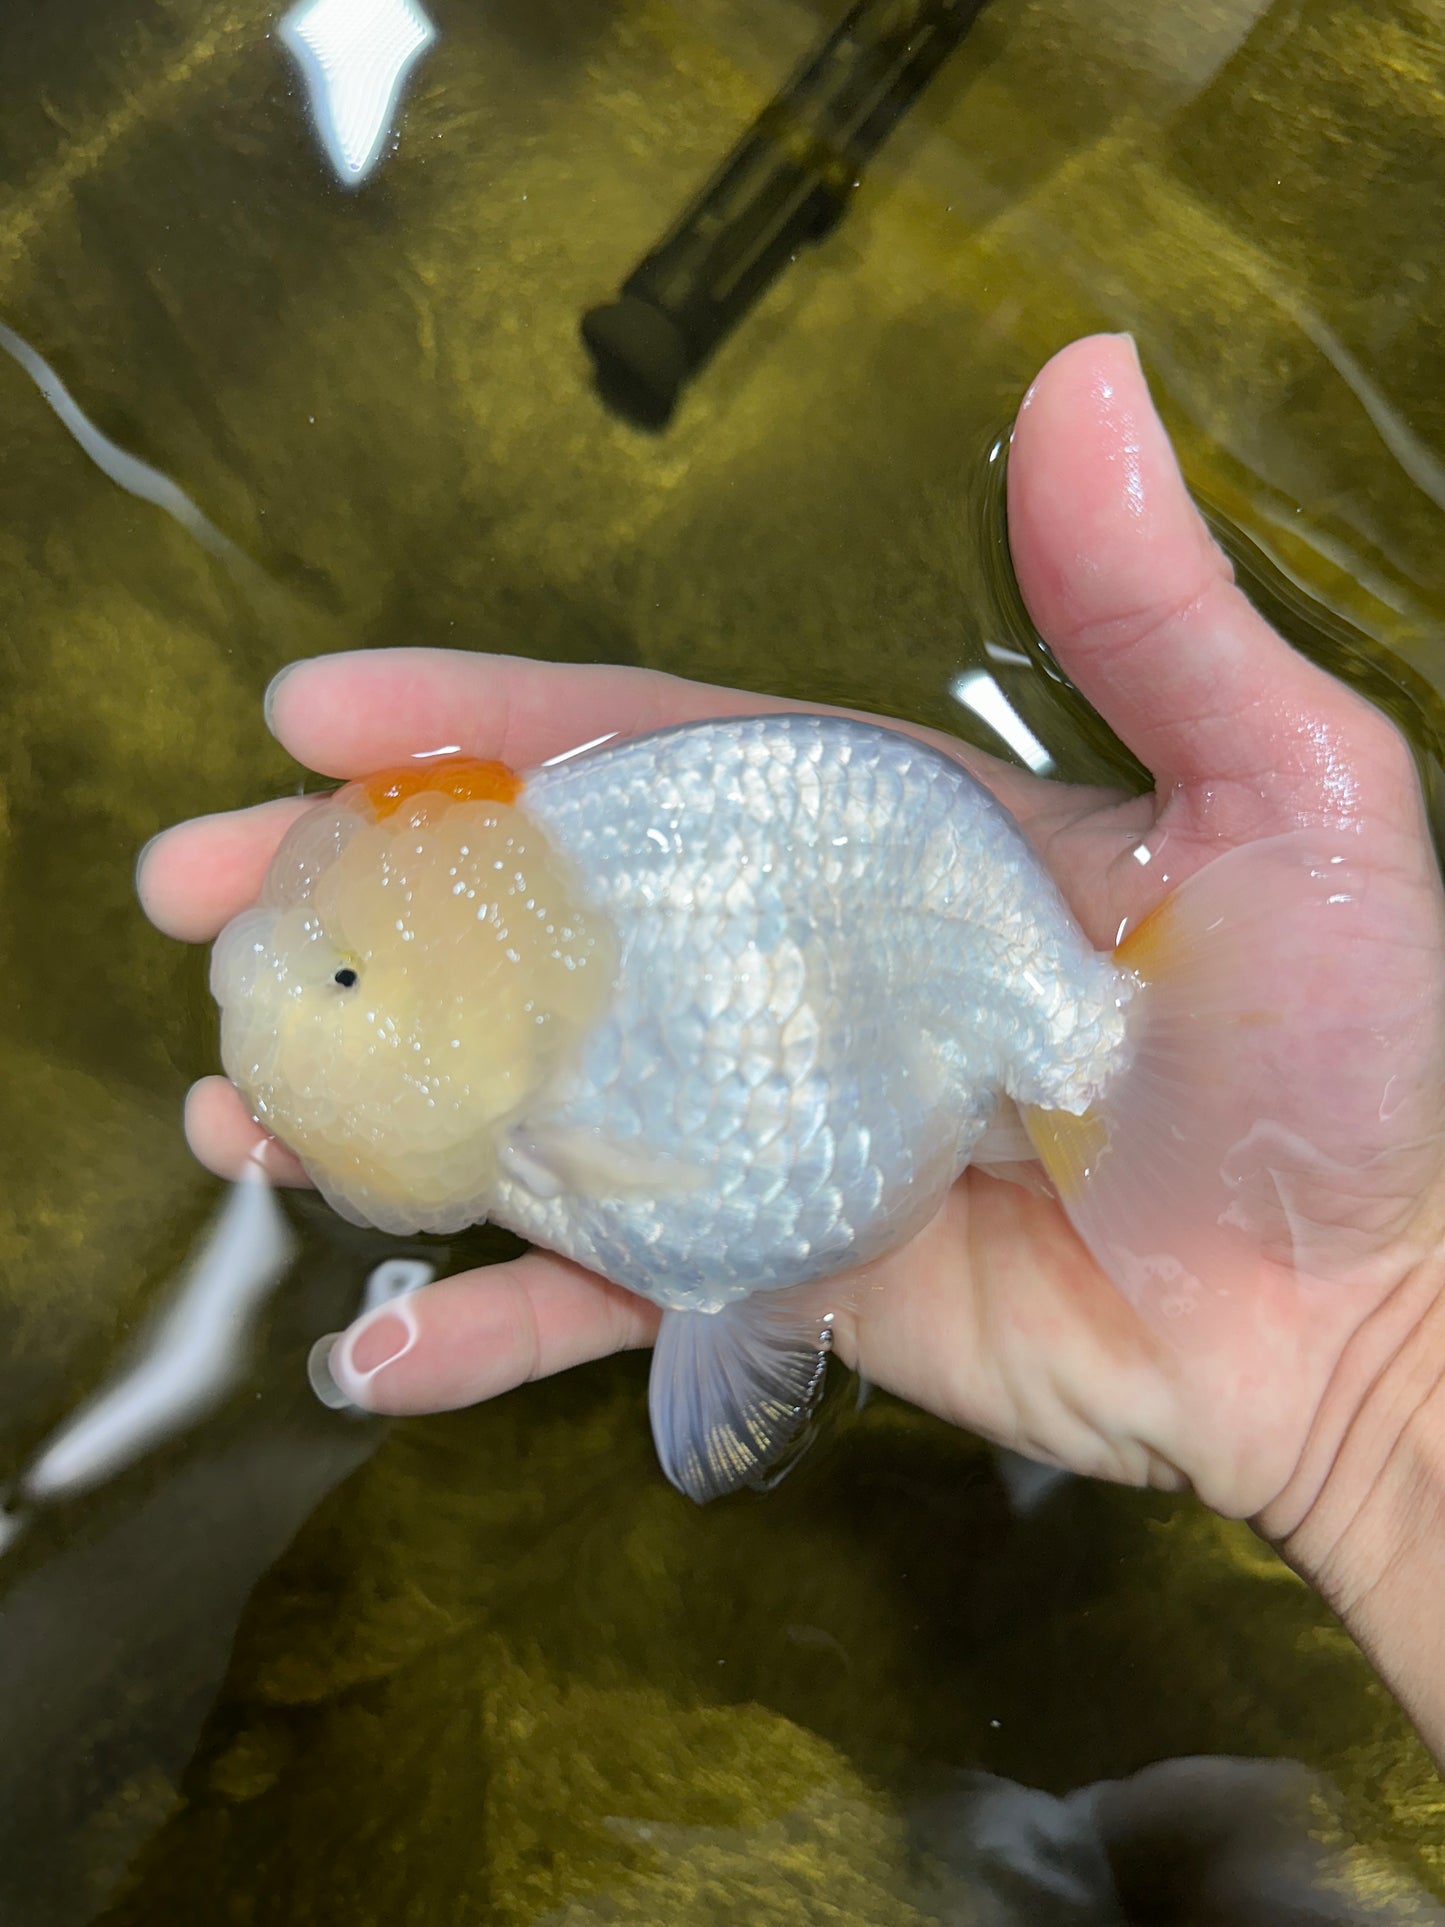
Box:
[352,756,523,819]
[1114,897,1176,979]
[1117,893,1281,1027]
[1022,1103,1111,1203]
[1021,898,1179,1203]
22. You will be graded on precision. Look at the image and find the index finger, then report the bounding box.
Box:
[136,657,1052,948]
[261,648,1056,823]
[263,651,786,779]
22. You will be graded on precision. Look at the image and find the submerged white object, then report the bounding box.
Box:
[280,0,436,186]
[360,1256,436,1313]
[22,1171,294,1504]
[0,319,249,569]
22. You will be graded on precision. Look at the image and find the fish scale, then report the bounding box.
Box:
[489,713,1129,1314]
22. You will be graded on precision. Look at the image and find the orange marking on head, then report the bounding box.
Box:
[350,756,523,820]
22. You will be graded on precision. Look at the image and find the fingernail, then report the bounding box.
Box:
[1112,330,1144,371]
[312,1297,420,1411]
[133,827,167,898]
[307,1334,354,1410]
[263,659,310,738]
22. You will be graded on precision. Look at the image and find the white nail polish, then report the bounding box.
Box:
[327,1293,421,1406]
[307,1333,354,1410]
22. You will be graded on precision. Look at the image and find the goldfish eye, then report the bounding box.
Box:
[333,967,359,989]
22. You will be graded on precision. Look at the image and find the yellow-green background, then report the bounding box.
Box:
[0,0,1442,1920]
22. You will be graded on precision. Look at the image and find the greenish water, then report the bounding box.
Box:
[0,1,1443,1921]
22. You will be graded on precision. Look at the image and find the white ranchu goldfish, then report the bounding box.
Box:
[211,712,1369,1501]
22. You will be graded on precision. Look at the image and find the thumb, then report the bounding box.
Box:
[1006,335,1372,837]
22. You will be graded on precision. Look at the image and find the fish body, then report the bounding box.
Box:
[212,711,1358,1500]
[498,715,1129,1311]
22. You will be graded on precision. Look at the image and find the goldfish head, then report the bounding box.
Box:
[209,764,615,1234]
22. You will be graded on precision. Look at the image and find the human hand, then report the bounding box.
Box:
[138,336,1445,1560]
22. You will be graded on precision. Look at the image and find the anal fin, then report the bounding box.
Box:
[649,1293,835,1504]
[971,1097,1055,1197]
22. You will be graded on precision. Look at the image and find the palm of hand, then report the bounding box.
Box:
[866,726,1444,1524]
[139,336,1445,1527]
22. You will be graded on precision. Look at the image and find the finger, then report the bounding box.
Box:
[261,646,1056,824]
[1007,335,1377,831]
[137,797,314,940]
[264,650,769,779]
[185,1076,312,1187]
[313,1254,660,1413]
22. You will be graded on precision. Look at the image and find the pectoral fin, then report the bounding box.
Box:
[649,1294,835,1504]
[503,1127,706,1201]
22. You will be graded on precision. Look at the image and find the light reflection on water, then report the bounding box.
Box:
[280,0,438,187]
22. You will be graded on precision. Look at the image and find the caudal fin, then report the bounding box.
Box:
[1024,829,1441,1339]
[649,1293,835,1503]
